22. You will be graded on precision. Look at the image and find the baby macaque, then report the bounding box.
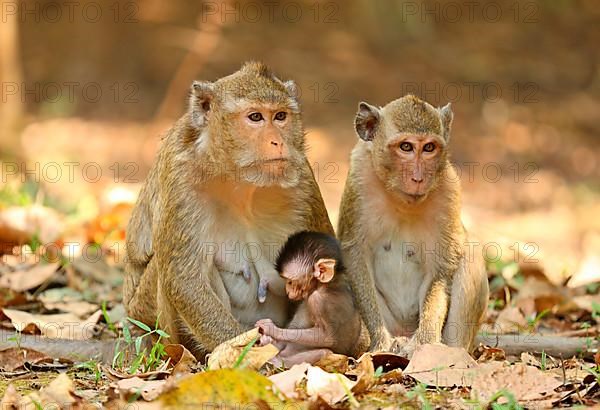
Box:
[256,231,362,366]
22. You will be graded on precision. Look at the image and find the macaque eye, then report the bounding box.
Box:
[400,142,413,152]
[423,142,435,152]
[274,111,287,121]
[248,112,263,122]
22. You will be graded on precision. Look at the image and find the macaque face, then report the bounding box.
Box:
[279,257,335,301]
[190,64,305,188]
[354,96,452,205]
[218,100,304,187]
[385,133,445,202]
[280,262,318,301]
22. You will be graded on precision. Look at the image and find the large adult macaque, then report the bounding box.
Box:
[123,62,333,358]
[338,95,489,356]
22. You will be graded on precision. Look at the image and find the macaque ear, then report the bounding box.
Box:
[314,258,336,283]
[284,80,299,99]
[439,102,453,142]
[355,102,381,142]
[189,81,215,128]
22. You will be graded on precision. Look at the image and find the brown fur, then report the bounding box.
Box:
[257,232,362,365]
[123,62,333,359]
[339,95,488,355]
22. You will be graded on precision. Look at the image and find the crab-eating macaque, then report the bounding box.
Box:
[256,231,362,366]
[338,95,489,356]
[123,63,333,359]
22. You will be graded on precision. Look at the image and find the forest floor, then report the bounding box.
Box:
[0,195,600,409]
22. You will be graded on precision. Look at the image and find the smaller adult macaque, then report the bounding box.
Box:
[256,231,361,365]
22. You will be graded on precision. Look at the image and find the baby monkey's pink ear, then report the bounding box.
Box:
[314,258,336,283]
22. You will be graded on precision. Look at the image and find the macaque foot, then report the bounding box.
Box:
[369,331,394,353]
[272,348,333,368]
[255,319,278,338]
[390,336,414,358]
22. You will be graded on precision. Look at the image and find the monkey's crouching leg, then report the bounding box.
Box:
[442,256,489,351]
[123,257,158,328]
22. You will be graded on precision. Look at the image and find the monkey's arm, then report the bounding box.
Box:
[415,277,451,344]
[261,324,335,349]
[126,165,160,268]
[337,178,392,352]
[157,206,243,350]
[344,245,393,351]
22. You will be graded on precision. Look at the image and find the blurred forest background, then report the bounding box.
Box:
[1,0,599,285]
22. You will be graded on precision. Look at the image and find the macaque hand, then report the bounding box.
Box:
[369,329,394,352]
[259,334,274,346]
[255,319,278,338]
[390,336,411,356]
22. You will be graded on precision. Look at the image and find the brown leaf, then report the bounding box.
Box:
[472,362,562,405]
[473,345,506,362]
[520,352,541,368]
[371,352,410,372]
[38,373,87,409]
[313,353,349,373]
[163,344,197,375]
[493,306,528,333]
[0,308,102,339]
[207,328,279,370]
[0,205,63,249]
[306,365,356,405]
[567,256,600,288]
[379,368,404,384]
[0,289,28,309]
[268,362,310,399]
[0,262,59,292]
[349,353,376,394]
[0,385,21,408]
[404,344,479,387]
[111,377,167,401]
[41,301,99,317]
[103,366,170,381]
[0,347,51,371]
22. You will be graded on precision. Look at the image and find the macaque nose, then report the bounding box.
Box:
[411,176,423,183]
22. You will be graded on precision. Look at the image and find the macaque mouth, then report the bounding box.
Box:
[261,158,288,164]
[405,193,426,203]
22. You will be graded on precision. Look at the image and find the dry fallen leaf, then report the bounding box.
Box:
[38,373,87,408]
[493,306,528,334]
[0,347,51,371]
[513,276,564,317]
[404,344,479,387]
[0,385,21,407]
[103,366,170,382]
[306,365,356,405]
[313,352,350,373]
[0,308,102,339]
[207,327,279,370]
[137,369,291,408]
[0,262,59,292]
[42,301,99,317]
[2,373,90,409]
[268,362,310,399]
[371,352,410,372]
[472,362,562,405]
[473,345,506,362]
[163,344,197,375]
[0,205,63,248]
[349,354,376,394]
[567,255,600,288]
[111,377,167,401]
